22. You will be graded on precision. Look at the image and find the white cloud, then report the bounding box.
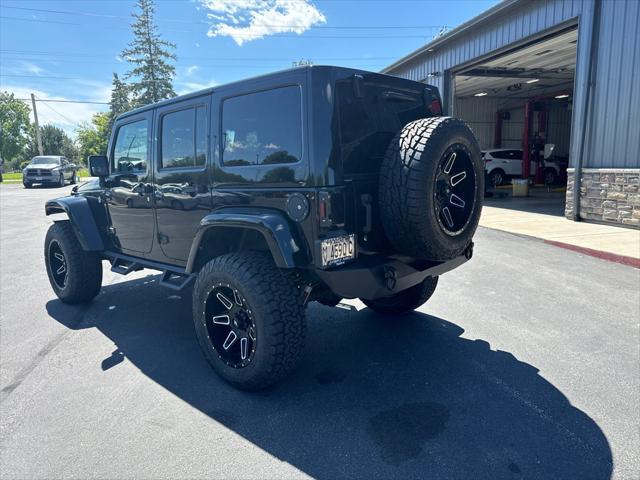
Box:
[23,62,45,75]
[201,0,326,45]
[1,84,109,138]
[185,65,200,77]
[176,79,218,95]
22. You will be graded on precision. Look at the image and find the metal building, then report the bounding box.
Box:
[383,0,640,227]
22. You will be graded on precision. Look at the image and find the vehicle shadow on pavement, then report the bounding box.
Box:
[46,275,612,480]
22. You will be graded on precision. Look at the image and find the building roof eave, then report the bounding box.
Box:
[381,0,521,74]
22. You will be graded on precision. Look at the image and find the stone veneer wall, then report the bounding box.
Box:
[565,168,640,227]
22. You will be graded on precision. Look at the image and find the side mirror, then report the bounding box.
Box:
[88,155,109,177]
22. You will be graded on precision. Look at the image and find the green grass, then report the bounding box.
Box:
[2,172,23,181]
[1,168,90,183]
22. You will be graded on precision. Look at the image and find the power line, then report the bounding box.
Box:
[38,99,84,127]
[0,74,80,80]
[0,16,441,37]
[16,98,109,105]
[0,15,80,25]
[1,5,451,29]
[0,49,398,61]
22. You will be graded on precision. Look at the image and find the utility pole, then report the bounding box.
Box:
[30,93,44,156]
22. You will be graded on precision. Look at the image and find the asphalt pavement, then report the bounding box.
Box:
[1,182,638,479]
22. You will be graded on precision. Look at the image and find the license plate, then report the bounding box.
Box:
[321,234,356,267]
[35,177,43,181]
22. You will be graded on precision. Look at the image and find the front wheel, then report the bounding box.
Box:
[44,221,103,304]
[23,182,32,189]
[489,169,505,187]
[362,276,439,315]
[192,252,306,390]
[58,173,65,188]
[70,171,78,184]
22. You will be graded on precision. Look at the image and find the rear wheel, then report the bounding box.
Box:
[362,276,439,315]
[544,168,557,185]
[44,221,103,304]
[192,252,306,390]
[379,117,483,261]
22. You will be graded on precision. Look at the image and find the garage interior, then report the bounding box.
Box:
[453,27,578,216]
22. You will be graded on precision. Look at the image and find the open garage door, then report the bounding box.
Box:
[453,27,577,216]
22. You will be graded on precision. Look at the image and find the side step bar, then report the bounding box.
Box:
[159,271,195,291]
[110,257,143,275]
[104,251,195,292]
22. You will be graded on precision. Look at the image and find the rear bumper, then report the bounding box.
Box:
[315,244,473,300]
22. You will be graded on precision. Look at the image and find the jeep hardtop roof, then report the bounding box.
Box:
[116,65,425,121]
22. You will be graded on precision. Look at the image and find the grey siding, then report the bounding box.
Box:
[584,0,640,168]
[385,0,639,170]
[454,97,497,149]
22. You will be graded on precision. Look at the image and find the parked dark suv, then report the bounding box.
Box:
[44,66,483,390]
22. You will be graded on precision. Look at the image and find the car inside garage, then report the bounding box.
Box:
[452,26,578,216]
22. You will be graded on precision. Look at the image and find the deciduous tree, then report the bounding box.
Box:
[0,92,32,165]
[25,124,78,162]
[76,112,110,164]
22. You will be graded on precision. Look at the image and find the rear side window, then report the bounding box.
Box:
[161,106,207,169]
[222,86,302,166]
[113,120,148,172]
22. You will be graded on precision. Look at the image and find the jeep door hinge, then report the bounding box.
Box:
[157,233,169,245]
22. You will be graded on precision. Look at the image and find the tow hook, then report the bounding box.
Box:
[383,266,397,291]
[464,242,474,260]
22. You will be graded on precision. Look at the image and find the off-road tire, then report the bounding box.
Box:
[379,117,483,261]
[362,276,439,315]
[44,221,103,304]
[192,252,306,390]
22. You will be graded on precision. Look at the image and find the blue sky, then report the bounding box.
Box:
[0,0,498,137]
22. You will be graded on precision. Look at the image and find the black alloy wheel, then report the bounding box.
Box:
[48,239,68,289]
[434,145,477,236]
[204,283,257,368]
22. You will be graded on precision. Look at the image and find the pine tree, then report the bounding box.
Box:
[108,73,131,130]
[121,0,176,107]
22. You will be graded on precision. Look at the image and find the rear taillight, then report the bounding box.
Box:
[430,99,442,115]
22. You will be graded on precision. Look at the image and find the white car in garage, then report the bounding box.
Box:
[483,148,563,186]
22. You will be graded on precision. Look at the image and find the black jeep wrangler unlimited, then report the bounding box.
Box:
[44,66,483,390]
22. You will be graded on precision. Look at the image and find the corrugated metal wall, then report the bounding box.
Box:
[454,97,497,149]
[386,0,639,170]
[453,99,570,154]
[584,0,640,168]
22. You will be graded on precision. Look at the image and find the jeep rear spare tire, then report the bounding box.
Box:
[379,117,483,261]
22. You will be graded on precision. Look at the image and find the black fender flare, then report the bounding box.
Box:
[45,196,105,251]
[186,209,301,273]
